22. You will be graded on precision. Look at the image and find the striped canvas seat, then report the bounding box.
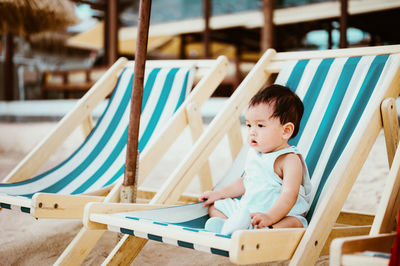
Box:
[84,46,400,265]
[0,65,194,213]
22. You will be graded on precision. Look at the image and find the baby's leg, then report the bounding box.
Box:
[205,205,228,233]
[208,204,228,219]
[271,216,303,228]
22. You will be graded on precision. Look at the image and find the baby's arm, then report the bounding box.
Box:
[199,175,246,207]
[251,154,303,228]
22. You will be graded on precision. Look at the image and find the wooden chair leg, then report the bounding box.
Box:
[102,235,147,266]
[55,227,106,266]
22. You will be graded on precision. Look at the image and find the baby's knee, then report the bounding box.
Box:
[208,205,227,218]
[208,204,217,216]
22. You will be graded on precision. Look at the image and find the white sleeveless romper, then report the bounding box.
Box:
[214,146,312,227]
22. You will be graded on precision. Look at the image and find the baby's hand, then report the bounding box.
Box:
[198,191,221,207]
[251,212,273,228]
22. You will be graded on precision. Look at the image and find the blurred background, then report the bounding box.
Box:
[0,0,399,104]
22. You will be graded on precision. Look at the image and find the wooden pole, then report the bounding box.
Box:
[105,0,119,66]
[4,33,14,101]
[121,0,152,202]
[203,0,211,58]
[340,0,348,48]
[234,42,242,89]
[180,34,186,59]
[327,22,333,49]
[261,0,274,53]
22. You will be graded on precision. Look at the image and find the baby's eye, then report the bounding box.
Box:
[257,124,264,128]
[246,123,251,128]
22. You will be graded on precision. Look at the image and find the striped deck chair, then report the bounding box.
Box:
[0,56,229,221]
[83,45,400,265]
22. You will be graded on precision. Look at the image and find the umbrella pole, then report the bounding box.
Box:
[120,0,152,203]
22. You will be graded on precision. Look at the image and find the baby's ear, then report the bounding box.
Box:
[282,122,294,140]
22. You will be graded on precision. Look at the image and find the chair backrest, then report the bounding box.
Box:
[274,53,400,220]
[0,65,194,198]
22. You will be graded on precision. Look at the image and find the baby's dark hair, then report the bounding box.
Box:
[249,84,304,138]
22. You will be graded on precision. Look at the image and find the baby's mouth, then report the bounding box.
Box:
[251,139,257,145]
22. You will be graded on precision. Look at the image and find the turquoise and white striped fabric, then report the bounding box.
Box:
[96,53,400,256]
[0,66,194,212]
[276,54,400,219]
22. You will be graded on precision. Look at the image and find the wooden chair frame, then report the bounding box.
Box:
[82,45,400,266]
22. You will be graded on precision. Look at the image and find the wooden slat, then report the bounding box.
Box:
[370,142,400,235]
[336,210,375,226]
[381,97,400,167]
[186,102,213,192]
[227,118,243,161]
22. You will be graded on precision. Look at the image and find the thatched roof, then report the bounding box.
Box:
[0,0,79,35]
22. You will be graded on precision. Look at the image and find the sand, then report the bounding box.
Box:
[0,122,390,265]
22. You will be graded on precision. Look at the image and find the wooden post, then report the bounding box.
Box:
[180,34,186,59]
[105,0,118,66]
[340,0,348,48]
[327,22,333,49]
[234,42,242,89]
[203,0,211,58]
[261,0,274,53]
[121,0,152,203]
[4,33,14,101]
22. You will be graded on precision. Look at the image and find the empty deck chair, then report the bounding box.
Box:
[330,98,400,266]
[0,56,229,220]
[84,45,400,265]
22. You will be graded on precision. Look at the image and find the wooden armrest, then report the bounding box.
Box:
[31,193,105,219]
[230,228,305,264]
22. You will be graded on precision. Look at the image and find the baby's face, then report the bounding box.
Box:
[245,103,289,153]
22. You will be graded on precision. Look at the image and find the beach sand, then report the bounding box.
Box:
[0,122,389,265]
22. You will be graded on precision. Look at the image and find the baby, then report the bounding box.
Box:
[199,84,312,235]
